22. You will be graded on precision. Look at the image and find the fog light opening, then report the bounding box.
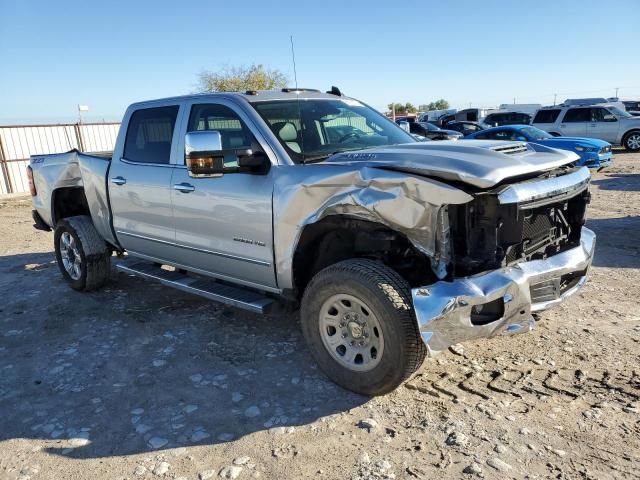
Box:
[470,298,505,326]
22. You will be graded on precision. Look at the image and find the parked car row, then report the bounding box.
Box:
[394,117,463,140]
[416,98,640,152]
[464,125,612,170]
[531,104,640,151]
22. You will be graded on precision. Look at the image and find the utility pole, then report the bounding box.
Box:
[615,87,619,99]
[553,93,557,106]
[392,103,396,122]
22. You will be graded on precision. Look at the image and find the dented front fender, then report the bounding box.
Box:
[273,164,473,289]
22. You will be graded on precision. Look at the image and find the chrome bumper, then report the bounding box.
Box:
[412,227,596,355]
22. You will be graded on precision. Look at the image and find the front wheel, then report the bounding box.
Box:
[300,259,427,396]
[623,131,640,152]
[54,215,111,291]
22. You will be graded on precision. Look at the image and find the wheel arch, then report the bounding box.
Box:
[622,128,640,142]
[51,187,90,225]
[291,216,435,299]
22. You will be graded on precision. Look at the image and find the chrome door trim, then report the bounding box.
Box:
[119,158,177,168]
[124,250,282,294]
[117,230,271,267]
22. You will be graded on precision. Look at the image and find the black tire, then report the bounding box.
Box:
[623,130,640,152]
[300,259,427,396]
[54,215,111,291]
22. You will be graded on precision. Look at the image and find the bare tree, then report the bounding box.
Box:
[197,64,288,92]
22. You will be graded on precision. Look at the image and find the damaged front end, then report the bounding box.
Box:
[274,165,473,290]
[412,166,595,355]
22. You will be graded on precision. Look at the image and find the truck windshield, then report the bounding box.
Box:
[252,99,415,163]
[608,106,633,118]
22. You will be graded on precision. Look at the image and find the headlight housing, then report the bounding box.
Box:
[575,146,594,152]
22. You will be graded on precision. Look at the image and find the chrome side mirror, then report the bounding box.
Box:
[185,131,224,177]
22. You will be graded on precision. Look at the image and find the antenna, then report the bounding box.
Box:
[290,35,298,89]
[289,34,304,161]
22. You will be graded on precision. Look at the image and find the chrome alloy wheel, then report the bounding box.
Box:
[627,133,640,150]
[318,293,384,372]
[59,232,82,280]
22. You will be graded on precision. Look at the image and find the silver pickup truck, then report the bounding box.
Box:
[28,88,595,395]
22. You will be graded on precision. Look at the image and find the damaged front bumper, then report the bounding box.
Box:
[411,226,596,355]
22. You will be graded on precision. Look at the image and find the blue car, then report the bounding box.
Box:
[465,125,612,169]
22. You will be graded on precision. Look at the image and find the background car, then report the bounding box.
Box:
[443,121,485,137]
[622,100,640,116]
[532,104,640,151]
[465,124,612,169]
[395,119,463,140]
[480,111,532,127]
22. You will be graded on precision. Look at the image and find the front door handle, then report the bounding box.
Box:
[111,176,126,185]
[173,182,195,193]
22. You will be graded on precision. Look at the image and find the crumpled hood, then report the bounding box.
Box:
[320,141,580,189]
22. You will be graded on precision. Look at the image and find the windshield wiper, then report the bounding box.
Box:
[301,148,371,164]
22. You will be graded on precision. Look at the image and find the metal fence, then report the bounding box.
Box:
[0,122,120,194]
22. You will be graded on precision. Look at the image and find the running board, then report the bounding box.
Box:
[116,260,274,314]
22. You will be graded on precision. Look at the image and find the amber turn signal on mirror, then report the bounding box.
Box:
[186,155,224,177]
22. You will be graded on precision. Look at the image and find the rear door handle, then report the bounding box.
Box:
[173,182,195,193]
[111,176,126,185]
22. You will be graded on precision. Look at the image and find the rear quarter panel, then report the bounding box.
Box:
[30,151,116,245]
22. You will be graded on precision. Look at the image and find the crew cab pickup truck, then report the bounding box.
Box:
[28,88,596,395]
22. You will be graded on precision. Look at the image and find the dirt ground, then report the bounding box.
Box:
[1,152,639,480]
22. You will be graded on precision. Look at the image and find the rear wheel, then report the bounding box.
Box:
[54,215,111,291]
[623,131,640,152]
[300,259,427,396]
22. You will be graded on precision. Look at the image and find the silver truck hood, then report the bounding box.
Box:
[320,141,580,189]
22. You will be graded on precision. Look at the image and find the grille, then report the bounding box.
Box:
[491,143,529,155]
[505,202,573,264]
[451,187,588,277]
[530,269,587,303]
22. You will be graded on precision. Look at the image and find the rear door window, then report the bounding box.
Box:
[123,106,179,164]
[562,108,590,123]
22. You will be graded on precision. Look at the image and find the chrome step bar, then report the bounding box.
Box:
[116,260,274,314]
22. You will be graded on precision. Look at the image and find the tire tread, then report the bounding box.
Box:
[301,258,427,395]
[56,215,111,291]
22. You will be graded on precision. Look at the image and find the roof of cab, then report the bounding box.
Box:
[128,88,347,108]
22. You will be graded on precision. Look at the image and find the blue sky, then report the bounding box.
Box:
[1,0,639,124]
